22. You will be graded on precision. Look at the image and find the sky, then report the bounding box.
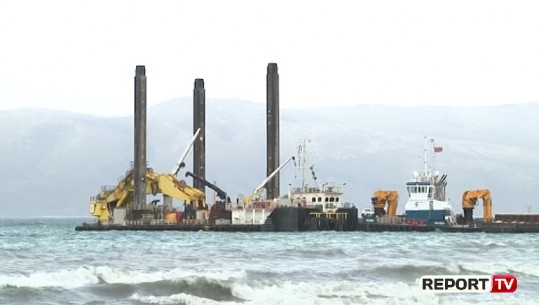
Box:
[1,0,539,116]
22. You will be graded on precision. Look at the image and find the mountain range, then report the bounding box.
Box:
[1,98,538,217]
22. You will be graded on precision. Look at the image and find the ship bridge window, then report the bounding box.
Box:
[312,197,316,202]
[329,197,335,202]
[325,197,329,202]
[336,197,340,202]
[318,197,322,202]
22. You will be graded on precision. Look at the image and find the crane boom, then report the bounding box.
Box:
[255,156,295,198]
[89,169,207,222]
[185,171,228,201]
[170,128,201,176]
[462,189,493,224]
[244,155,295,204]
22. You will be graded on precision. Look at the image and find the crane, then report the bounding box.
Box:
[170,128,201,177]
[371,190,399,217]
[185,171,229,202]
[462,189,493,224]
[243,155,296,206]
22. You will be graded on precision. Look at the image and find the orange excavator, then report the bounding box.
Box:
[371,191,399,217]
[462,189,493,225]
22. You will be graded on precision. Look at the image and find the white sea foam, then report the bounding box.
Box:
[130,292,239,305]
[0,266,247,289]
[130,281,535,305]
[460,261,539,277]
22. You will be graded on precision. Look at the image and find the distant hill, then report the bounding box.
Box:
[1,99,538,217]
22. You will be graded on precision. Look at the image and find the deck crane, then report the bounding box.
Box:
[371,190,399,217]
[170,128,201,177]
[462,189,493,224]
[243,155,296,206]
[185,171,229,202]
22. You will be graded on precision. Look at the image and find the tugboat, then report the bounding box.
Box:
[358,137,478,232]
[403,137,458,227]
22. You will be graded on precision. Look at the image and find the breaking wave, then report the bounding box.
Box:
[361,262,539,283]
[0,266,246,289]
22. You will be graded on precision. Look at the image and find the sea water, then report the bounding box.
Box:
[0,218,537,305]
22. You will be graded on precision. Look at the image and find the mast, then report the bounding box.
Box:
[423,136,428,176]
[296,139,309,190]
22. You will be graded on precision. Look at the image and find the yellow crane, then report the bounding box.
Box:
[89,168,206,223]
[462,189,493,224]
[371,190,399,217]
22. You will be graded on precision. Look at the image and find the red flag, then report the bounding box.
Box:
[434,146,443,153]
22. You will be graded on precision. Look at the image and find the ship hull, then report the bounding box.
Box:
[75,206,359,232]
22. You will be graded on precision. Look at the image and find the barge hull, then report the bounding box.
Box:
[75,223,272,232]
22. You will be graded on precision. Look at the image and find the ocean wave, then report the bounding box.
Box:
[130,292,239,305]
[0,266,247,289]
[363,263,466,281]
[288,247,348,258]
[459,262,539,278]
[361,261,539,280]
[86,278,243,302]
[129,281,536,305]
[469,240,508,248]
[1,277,536,305]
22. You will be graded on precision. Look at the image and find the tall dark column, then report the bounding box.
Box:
[134,65,147,211]
[266,63,279,199]
[193,79,206,192]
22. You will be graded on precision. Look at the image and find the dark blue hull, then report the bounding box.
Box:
[405,210,448,226]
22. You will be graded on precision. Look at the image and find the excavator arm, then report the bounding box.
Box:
[150,172,207,210]
[462,189,492,224]
[371,190,399,217]
[185,171,228,201]
[89,169,207,222]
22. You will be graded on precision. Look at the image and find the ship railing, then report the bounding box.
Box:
[123,220,145,226]
[377,215,405,225]
[181,218,208,225]
[322,186,343,193]
[292,187,322,193]
[95,218,210,226]
[148,219,179,225]
[310,212,349,219]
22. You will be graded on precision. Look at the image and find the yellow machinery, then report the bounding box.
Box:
[371,191,399,217]
[89,168,206,223]
[462,189,493,224]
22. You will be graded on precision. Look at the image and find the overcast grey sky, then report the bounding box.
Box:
[1,0,539,116]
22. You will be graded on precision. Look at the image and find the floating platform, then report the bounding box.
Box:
[75,222,270,232]
[481,214,539,233]
[76,211,539,233]
[76,207,359,232]
[357,223,482,233]
[482,222,539,233]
